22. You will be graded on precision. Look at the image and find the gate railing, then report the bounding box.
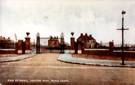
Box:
[36,32,65,53]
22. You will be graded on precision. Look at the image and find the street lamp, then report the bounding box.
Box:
[121,11,126,65]
[117,10,129,65]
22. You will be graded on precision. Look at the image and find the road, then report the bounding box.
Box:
[0,53,135,85]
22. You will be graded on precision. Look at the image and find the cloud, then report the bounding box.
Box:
[0,0,135,45]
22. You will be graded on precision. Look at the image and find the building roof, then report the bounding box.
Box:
[0,36,14,42]
[77,33,96,42]
[84,35,95,40]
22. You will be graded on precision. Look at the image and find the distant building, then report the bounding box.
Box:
[48,36,60,48]
[0,36,14,49]
[77,33,98,48]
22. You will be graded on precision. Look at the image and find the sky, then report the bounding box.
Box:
[0,0,135,45]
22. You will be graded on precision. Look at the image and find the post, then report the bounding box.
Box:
[122,16,124,65]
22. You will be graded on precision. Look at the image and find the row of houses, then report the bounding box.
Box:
[47,33,98,49]
[0,36,14,49]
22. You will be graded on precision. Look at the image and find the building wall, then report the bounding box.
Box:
[48,37,60,48]
[86,40,96,48]
[0,36,14,49]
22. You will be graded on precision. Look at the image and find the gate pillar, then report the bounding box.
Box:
[75,42,78,54]
[18,40,23,54]
[36,32,40,53]
[109,40,114,52]
[60,32,65,53]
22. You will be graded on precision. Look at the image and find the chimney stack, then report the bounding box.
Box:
[8,37,10,40]
[89,34,92,37]
[81,33,83,37]
[85,33,87,36]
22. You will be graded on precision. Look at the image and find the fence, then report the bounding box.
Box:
[81,42,135,58]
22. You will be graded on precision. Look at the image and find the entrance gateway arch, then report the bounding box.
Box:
[36,32,65,53]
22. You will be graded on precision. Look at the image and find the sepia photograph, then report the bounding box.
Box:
[0,0,135,84]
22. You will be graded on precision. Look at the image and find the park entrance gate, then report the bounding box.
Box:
[36,32,65,53]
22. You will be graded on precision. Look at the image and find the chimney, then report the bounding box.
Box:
[89,34,92,37]
[85,33,87,36]
[8,37,10,40]
[81,33,83,37]
[50,36,52,39]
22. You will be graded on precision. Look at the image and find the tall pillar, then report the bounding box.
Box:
[15,42,18,54]
[78,41,82,54]
[25,37,30,50]
[70,37,75,53]
[109,40,114,52]
[25,37,31,54]
[75,42,78,54]
[18,40,23,54]
[25,32,31,54]
[36,32,40,53]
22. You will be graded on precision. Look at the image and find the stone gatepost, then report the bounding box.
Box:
[18,40,23,54]
[25,37,31,53]
[109,40,114,53]
[70,37,75,53]
[25,32,31,54]
[36,32,40,53]
[77,41,82,54]
[75,42,78,54]
[15,42,18,54]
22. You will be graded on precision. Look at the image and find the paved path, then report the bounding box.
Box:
[58,51,135,68]
[0,51,36,62]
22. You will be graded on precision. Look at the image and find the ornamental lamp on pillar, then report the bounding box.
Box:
[71,32,74,37]
[26,32,30,37]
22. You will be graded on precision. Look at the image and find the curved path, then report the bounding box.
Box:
[0,51,36,62]
[58,50,135,68]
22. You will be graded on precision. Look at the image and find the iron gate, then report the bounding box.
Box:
[36,32,65,53]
